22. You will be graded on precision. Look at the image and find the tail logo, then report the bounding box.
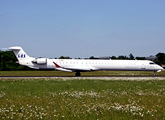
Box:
[18,54,26,58]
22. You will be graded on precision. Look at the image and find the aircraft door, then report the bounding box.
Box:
[141,64,146,70]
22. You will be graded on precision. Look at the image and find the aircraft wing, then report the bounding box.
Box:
[53,62,98,72]
[28,66,40,69]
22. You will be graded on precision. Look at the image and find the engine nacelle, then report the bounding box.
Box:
[32,58,47,65]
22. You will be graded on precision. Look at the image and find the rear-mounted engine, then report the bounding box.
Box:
[32,58,47,65]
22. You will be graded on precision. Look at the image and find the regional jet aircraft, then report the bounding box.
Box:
[8,46,163,76]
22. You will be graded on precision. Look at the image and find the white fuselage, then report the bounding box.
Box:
[19,58,163,72]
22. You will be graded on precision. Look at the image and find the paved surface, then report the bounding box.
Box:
[0,75,165,77]
[0,76,165,79]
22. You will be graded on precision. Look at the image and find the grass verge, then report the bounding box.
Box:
[0,78,165,119]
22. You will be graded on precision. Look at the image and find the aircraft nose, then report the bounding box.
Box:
[158,65,164,70]
[161,66,164,70]
[156,65,164,72]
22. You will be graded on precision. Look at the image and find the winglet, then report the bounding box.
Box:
[53,62,61,68]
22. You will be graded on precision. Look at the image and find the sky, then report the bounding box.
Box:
[0,0,165,58]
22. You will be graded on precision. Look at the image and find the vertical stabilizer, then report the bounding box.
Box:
[8,46,32,61]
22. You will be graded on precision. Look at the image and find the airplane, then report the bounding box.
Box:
[8,46,164,76]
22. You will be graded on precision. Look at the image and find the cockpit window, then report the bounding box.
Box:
[149,62,156,65]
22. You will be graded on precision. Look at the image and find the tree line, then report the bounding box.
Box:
[0,51,165,71]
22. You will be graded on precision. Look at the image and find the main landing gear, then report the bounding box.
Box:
[75,72,81,76]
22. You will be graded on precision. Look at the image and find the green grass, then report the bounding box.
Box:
[0,70,165,76]
[0,78,165,119]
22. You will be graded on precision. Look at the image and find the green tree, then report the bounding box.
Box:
[111,56,117,59]
[59,56,71,59]
[129,53,134,60]
[156,53,165,65]
[0,51,18,70]
[0,51,31,71]
[118,55,128,60]
[89,56,98,59]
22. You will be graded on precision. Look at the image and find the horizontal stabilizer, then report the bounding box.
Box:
[8,46,22,51]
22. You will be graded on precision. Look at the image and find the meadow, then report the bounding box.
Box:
[0,77,165,119]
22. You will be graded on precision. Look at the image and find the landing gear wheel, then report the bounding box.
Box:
[75,72,81,76]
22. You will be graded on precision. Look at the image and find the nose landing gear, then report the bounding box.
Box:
[154,71,156,76]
